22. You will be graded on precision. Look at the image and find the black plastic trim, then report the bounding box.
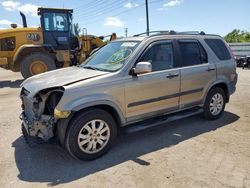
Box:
[128,88,203,108]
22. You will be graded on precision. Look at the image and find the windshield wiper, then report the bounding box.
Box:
[83,66,98,70]
[83,66,110,72]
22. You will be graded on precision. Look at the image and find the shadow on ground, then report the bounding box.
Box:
[12,111,239,186]
[0,79,23,88]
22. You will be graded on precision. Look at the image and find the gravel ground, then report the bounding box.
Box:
[0,67,250,188]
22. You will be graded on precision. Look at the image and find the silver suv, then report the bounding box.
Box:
[20,31,237,160]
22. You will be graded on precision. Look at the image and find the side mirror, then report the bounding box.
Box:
[133,62,152,75]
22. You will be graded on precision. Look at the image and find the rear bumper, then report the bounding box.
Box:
[229,72,238,95]
[228,83,236,95]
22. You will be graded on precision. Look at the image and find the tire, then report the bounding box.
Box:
[21,52,56,79]
[66,109,117,161]
[203,87,226,120]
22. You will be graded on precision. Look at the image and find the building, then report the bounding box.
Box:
[228,43,250,58]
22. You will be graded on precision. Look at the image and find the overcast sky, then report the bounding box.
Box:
[0,0,249,37]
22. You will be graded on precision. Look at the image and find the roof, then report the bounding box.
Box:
[133,31,221,38]
[115,31,222,43]
[37,7,73,15]
[115,36,146,42]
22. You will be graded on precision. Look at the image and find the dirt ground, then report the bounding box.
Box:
[0,67,250,188]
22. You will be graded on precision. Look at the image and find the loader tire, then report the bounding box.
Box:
[21,53,56,79]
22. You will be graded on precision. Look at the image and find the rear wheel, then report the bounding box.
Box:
[66,109,117,161]
[21,53,56,79]
[203,87,226,120]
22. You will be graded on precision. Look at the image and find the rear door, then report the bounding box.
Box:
[125,40,180,122]
[177,39,216,108]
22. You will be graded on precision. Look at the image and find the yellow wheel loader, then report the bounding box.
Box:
[0,8,116,78]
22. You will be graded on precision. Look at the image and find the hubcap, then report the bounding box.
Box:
[29,61,48,75]
[209,93,224,116]
[77,120,110,154]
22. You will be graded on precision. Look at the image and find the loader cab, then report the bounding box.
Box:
[38,8,78,50]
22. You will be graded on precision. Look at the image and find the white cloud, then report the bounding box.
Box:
[0,19,22,28]
[1,1,38,16]
[104,17,125,27]
[1,1,20,11]
[138,17,145,22]
[163,0,183,7]
[124,2,139,8]
[0,19,13,26]
[17,3,38,16]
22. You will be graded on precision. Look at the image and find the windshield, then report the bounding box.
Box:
[80,41,140,72]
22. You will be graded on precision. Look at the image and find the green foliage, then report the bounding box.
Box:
[224,29,250,43]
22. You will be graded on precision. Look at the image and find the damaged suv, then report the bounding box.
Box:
[20,31,237,160]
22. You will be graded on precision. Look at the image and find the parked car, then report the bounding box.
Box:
[20,31,238,161]
[243,56,250,69]
[236,57,246,67]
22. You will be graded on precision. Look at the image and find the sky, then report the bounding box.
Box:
[0,0,249,37]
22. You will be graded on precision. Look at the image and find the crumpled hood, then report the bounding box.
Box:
[21,66,108,96]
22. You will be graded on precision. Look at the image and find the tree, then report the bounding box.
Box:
[224,29,250,43]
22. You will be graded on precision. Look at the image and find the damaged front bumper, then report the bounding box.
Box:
[19,86,65,142]
[20,112,55,141]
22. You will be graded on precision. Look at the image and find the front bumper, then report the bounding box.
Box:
[20,111,55,141]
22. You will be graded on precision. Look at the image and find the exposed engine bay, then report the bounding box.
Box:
[20,87,64,141]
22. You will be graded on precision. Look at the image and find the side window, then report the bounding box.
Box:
[43,13,68,32]
[178,40,205,66]
[204,39,231,60]
[140,42,174,72]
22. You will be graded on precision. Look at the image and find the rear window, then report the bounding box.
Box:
[204,39,231,60]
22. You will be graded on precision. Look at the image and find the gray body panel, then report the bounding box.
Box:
[20,33,237,141]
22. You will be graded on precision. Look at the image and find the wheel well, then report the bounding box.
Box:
[211,83,229,102]
[13,47,56,71]
[56,104,122,146]
[73,105,122,127]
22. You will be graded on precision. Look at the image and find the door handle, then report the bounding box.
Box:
[166,73,179,79]
[206,67,216,72]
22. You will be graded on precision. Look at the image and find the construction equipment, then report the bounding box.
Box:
[0,8,116,78]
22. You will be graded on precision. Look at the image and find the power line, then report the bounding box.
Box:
[78,2,144,25]
[73,0,104,12]
[75,0,127,18]
[77,0,164,26]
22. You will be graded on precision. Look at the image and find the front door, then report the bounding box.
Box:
[125,40,180,122]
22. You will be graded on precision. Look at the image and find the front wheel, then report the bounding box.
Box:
[21,53,56,79]
[203,87,226,120]
[66,109,117,161]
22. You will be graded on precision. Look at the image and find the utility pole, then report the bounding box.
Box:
[145,0,149,35]
[125,28,128,37]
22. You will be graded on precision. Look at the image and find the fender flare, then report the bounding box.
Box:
[202,80,230,104]
[13,44,56,63]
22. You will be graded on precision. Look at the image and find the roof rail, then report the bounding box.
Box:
[133,30,173,36]
[133,30,206,37]
[177,31,206,35]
